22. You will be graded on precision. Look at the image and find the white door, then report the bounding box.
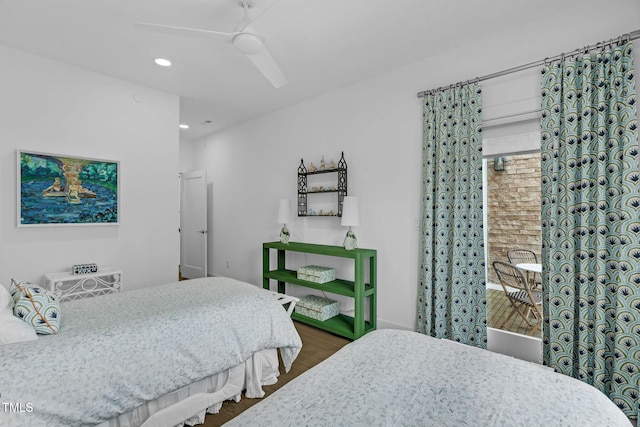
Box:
[180,170,208,279]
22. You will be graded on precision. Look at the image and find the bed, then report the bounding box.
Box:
[0,276,302,427]
[224,329,631,427]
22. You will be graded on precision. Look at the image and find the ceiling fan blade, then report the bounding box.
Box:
[245,44,288,88]
[133,22,241,39]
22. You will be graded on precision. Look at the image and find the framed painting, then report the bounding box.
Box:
[17,150,119,226]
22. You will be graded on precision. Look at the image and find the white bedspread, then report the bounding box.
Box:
[0,277,302,427]
[224,329,631,426]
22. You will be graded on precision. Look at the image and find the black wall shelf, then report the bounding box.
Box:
[297,152,347,217]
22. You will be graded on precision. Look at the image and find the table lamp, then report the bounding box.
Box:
[341,196,359,250]
[277,199,291,244]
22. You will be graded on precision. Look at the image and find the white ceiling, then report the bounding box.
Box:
[0,0,636,140]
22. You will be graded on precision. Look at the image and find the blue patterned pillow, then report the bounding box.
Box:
[10,280,60,335]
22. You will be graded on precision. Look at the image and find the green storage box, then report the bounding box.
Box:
[294,295,339,321]
[297,265,336,284]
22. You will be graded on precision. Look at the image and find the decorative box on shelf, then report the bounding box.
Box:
[297,265,336,284]
[294,295,339,321]
[72,263,98,275]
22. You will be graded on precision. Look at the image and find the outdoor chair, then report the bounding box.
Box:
[493,260,543,335]
[507,248,542,289]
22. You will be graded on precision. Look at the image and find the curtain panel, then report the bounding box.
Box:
[540,42,640,420]
[417,83,487,348]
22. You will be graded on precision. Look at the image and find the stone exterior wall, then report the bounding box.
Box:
[486,153,541,284]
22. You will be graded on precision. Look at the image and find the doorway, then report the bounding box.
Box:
[483,151,543,363]
[179,170,208,279]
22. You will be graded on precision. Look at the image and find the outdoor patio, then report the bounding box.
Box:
[486,153,542,338]
[486,288,541,337]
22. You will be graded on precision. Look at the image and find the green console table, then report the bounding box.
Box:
[263,241,376,340]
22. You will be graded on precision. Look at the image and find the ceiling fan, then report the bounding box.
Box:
[134,0,287,88]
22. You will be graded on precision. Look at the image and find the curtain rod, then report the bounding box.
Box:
[416,29,640,98]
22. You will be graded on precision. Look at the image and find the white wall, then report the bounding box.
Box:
[179,139,195,172]
[186,9,640,331]
[0,45,180,291]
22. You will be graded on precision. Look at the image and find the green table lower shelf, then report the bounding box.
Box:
[291,312,375,340]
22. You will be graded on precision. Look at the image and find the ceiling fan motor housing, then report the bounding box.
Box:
[233,33,263,54]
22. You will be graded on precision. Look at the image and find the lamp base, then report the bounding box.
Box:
[343,229,357,250]
[279,225,290,244]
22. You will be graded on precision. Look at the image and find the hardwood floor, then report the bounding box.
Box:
[202,321,350,426]
[487,288,541,337]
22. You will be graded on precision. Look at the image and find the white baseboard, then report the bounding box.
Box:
[376,318,413,331]
[487,327,542,363]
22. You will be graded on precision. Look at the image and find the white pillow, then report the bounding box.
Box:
[0,283,12,310]
[0,284,37,345]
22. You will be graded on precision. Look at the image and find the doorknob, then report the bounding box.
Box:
[199,230,208,234]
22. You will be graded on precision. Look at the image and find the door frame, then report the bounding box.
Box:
[179,170,208,279]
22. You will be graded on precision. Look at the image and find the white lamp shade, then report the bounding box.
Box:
[341,196,360,227]
[277,199,291,224]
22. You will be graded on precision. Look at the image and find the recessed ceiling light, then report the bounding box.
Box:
[154,58,172,67]
[178,124,189,129]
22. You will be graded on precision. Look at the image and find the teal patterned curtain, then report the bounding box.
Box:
[540,42,640,420]
[416,83,487,348]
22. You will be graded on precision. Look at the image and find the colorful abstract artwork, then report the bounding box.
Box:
[17,150,119,226]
